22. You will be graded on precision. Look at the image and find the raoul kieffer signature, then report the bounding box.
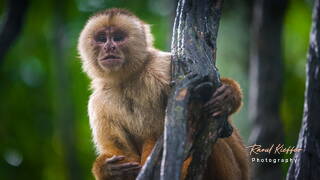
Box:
[247,144,303,155]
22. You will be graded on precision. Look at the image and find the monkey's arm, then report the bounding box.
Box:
[89,94,141,180]
[200,78,249,180]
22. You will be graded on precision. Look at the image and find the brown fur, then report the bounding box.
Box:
[78,8,249,180]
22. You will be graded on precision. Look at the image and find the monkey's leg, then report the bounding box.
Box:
[204,137,241,180]
[204,132,249,180]
[179,139,248,180]
[223,130,249,180]
[178,136,248,180]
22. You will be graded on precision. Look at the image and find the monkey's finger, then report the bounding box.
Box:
[204,98,221,109]
[106,155,125,163]
[108,170,123,177]
[207,99,226,111]
[110,163,140,170]
[213,104,231,114]
[123,167,141,176]
[205,92,228,109]
[205,105,220,112]
[214,90,231,102]
[122,166,141,173]
[214,88,234,103]
[213,111,222,117]
[203,102,221,112]
[212,101,225,109]
[204,108,222,118]
[203,102,219,111]
[109,165,141,176]
[204,96,216,105]
[213,85,228,97]
[110,162,140,170]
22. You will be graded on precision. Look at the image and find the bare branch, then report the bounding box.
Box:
[137,0,229,179]
[287,0,320,179]
[0,0,29,64]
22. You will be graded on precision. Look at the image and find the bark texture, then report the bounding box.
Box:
[287,0,320,179]
[0,0,29,64]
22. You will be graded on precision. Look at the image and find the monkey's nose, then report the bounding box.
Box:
[104,44,116,52]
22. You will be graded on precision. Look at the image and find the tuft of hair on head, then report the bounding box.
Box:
[92,8,136,19]
[91,8,154,47]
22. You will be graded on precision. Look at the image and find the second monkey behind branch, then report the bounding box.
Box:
[78,8,249,180]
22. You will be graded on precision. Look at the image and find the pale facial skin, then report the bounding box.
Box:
[93,26,128,71]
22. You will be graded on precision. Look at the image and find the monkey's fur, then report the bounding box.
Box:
[78,8,249,180]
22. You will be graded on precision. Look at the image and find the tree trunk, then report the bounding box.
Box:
[286,0,320,179]
[0,0,29,64]
[248,0,287,179]
[137,0,230,180]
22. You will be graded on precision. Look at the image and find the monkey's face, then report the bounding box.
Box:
[94,26,127,71]
[78,12,153,79]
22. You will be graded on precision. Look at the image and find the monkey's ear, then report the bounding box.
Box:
[143,24,154,48]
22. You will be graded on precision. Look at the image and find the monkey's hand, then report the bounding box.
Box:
[203,82,237,138]
[203,79,241,118]
[93,155,141,180]
[104,156,141,178]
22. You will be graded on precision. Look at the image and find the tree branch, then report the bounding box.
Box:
[0,0,29,64]
[287,0,320,179]
[248,0,287,179]
[137,0,229,179]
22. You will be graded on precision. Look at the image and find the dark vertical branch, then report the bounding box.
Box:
[0,0,29,64]
[52,2,83,180]
[166,0,178,48]
[164,0,227,178]
[136,136,163,180]
[248,0,287,179]
[138,0,227,180]
[287,0,320,179]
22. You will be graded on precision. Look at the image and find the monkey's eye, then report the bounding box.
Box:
[95,32,106,42]
[113,34,125,42]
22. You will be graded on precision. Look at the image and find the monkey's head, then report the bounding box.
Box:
[78,8,154,80]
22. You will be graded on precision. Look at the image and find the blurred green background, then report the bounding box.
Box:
[0,0,313,179]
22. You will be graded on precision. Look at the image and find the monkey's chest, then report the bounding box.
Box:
[115,97,165,139]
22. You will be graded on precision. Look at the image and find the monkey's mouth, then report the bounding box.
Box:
[100,55,121,63]
[99,55,123,66]
[101,55,121,61]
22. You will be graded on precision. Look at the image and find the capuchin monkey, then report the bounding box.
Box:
[78,8,249,180]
